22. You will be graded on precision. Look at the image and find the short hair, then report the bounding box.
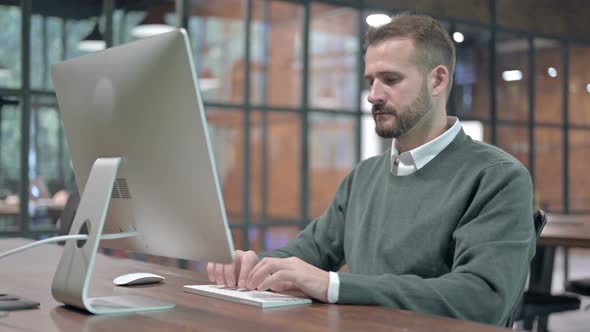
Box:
[366,13,455,92]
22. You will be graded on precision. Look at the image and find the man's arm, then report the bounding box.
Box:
[258,173,353,271]
[337,162,535,325]
[207,172,353,291]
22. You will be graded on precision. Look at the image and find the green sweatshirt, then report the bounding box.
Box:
[261,129,536,326]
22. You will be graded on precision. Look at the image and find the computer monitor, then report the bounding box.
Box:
[50,29,234,314]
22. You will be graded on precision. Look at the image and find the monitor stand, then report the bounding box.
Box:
[51,157,175,314]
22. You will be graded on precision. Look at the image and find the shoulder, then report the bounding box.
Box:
[454,131,530,177]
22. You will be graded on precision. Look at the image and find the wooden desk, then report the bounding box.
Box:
[0,201,65,225]
[0,202,19,216]
[0,238,509,332]
[538,214,590,248]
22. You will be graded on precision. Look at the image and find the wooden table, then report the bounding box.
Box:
[0,200,65,225]
[0,238,510,332]
[538,214,590,248]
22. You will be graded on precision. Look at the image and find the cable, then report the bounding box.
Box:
[0,231,138,260]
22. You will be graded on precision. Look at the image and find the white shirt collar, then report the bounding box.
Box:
[390,116,461,176]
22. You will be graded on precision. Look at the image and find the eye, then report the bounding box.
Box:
[385,77,400,85]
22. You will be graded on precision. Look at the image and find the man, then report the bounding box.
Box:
[207,13,535,326]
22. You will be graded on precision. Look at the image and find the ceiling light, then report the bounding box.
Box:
[587,83,590,93]
[131,9,175,38]
[502,70,523,82]
[78,22,106,52]
[453,32,464,43]
[547,67,557,78]
[366,14,391,27]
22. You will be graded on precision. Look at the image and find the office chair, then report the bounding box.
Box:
[565,278,590,298]
[511,210,581,331]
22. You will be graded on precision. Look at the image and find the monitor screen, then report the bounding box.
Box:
[51,29,234,264]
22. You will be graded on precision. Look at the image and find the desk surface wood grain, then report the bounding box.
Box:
[539,214,590,248]
[0,238,510,332]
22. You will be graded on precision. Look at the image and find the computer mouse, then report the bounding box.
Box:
[113,272,165,286]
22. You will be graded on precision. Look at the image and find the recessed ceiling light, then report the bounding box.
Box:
[453,32,464,43]
[502,70,523,82]
[366,14,391,27]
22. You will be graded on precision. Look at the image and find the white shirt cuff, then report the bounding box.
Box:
[327,271,340,303]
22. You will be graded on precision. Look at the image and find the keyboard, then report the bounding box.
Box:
[183,284,312,309]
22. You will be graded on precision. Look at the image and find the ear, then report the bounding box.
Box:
[429,65,450,97]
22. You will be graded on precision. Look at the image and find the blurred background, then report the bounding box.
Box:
[2,0,590,329]
[0,0,590,311]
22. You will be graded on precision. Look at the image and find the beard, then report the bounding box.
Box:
[372,82,432,139]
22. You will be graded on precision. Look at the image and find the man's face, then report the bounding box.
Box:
[364,38,432,138]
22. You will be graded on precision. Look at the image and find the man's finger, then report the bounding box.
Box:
[224,263,236,287]
[270,281,296,292]
[257,270,293,291]
[206,262,215,282]
[214,263,226,285]
[247,258,287,290]
[237,253,257,288]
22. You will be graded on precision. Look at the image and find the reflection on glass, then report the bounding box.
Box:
[29,96,72,231]
[248,227,264,252]
[0,97,21,231]
[534,128,563,212]
[569,46,590,126]
[65,18,97,59]
[452,25,490,120]
[309,4,359,110]
[205,109,244,223]
[265,226,300,251]
[0,5,21,89]
[497,125,529,169]
[251,0,303,107]
[249,111,301,221]
[31,14,63,90]
[32,96,71,187]
[190,0,244,104]
[483,123,492,143]
[496,33,529,122]
[232,228,244,250]
[115,1,177,44]
[535,39,563,124]
[309,113,355,218]
[569,130,590,211]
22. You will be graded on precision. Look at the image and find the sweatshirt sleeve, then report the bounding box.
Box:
[337,162,536,326]
[258,173,352,272]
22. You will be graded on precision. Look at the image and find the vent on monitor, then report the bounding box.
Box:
[111,178,132,199]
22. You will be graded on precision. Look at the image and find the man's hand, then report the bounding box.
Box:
[206,250,259,288]
[246,256,330,302]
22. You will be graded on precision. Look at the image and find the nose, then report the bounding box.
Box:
[367,81,385,105]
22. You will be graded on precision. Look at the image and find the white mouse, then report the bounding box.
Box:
[113,272,165,286]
